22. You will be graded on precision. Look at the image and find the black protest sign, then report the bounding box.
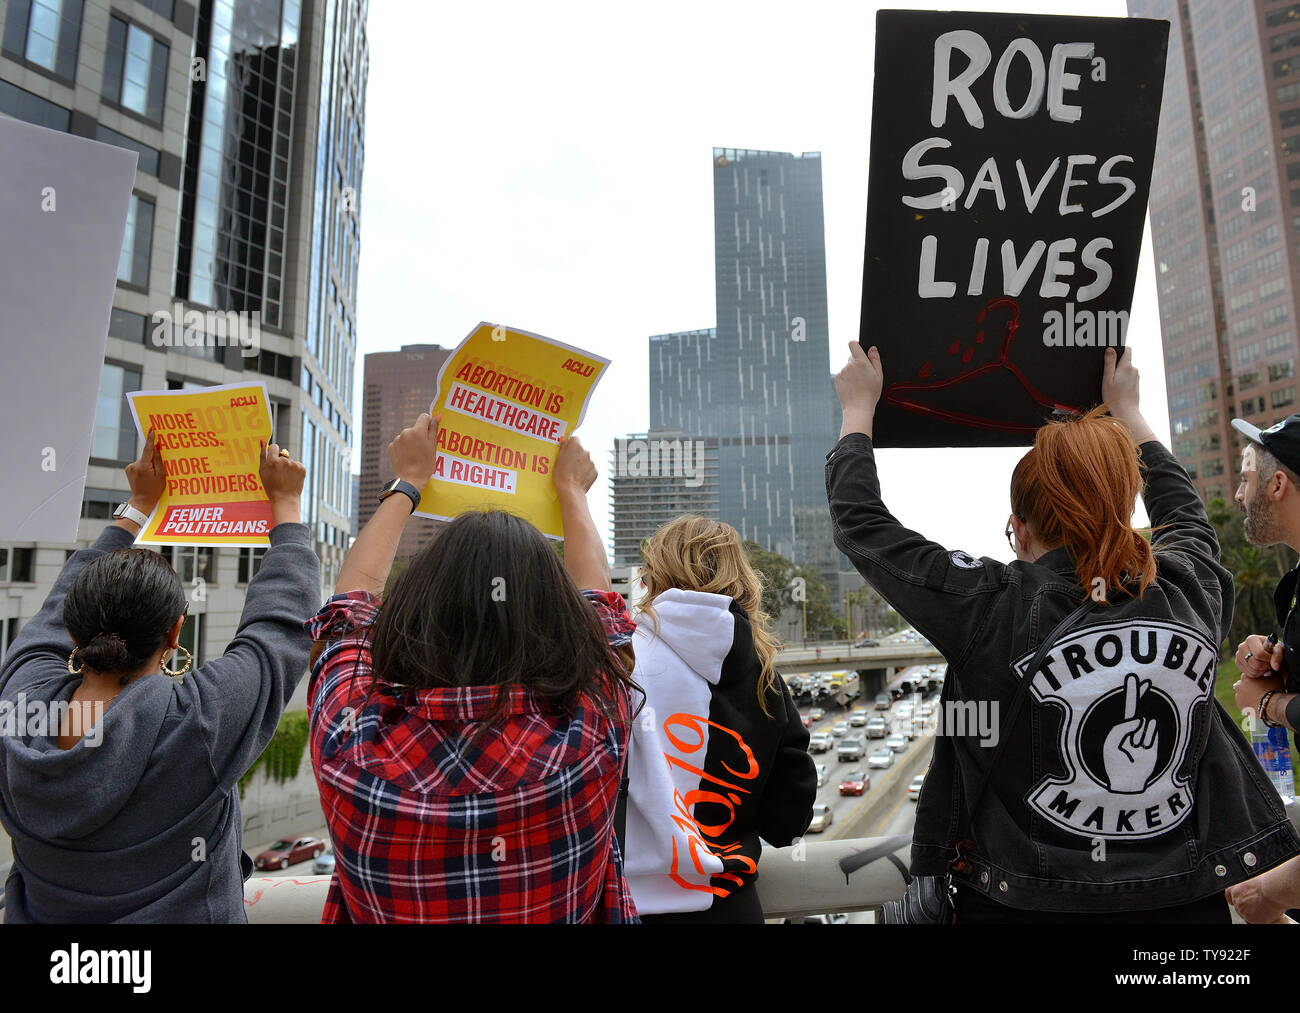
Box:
[860,10,1169,447]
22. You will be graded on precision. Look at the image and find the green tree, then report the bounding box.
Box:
[741,541,836,641]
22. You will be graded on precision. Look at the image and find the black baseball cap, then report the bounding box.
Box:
[1231,414,1300,474]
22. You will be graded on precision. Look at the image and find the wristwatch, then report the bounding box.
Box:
[112,502,150,526]
[377,478,421,513]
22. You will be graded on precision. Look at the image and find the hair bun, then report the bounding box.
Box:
[80,633,132,671]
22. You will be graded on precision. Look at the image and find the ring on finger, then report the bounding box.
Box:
[1246,652,1253,661]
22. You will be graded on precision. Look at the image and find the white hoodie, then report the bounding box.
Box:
[624,588,815,915]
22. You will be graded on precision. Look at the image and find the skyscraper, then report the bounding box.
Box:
[646,149,840,587]
[358,343,451,560]
[0,0,365,675]
[1127,0,1300,499]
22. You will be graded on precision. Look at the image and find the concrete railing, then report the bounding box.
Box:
[243,835,915,923]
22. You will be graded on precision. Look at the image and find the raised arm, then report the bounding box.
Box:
[334,414,440,598]
[828,342,1002,667]
[0,429,167,688]
[555,436,611,592]
[190,440,322,789]
[1104,346,1231,629]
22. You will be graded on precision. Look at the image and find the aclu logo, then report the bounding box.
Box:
[1041,302,1128,347]
[613,437,707,488]
[150,301,261,358]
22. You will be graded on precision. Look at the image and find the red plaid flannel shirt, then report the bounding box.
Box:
[304,588,638,923]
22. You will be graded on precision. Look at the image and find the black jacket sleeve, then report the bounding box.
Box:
[756,676,816,846]
[1137,440,1235,641]
[826,432,1005,668]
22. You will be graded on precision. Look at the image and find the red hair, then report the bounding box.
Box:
[1010,405,1156,602]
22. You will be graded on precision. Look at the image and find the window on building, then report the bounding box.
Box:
[94,125,160,177]
[176,612,203,668]
[237,547,267,584]
[108,307,148,344]
[0,78,70,130]
[0,547,36,583]
[2,0,83,79]
[159,545,215,585]
[101,16,167,122]
[92,363,141,461]
[1273,387,1297,409]
[117,193,154,287]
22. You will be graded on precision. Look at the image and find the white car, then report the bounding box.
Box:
[868,747,895,769]
[895,702,914,719]
[908,775,926,801]
[919,702,935,718]
[807,804,834,833]
[815,763,829,787]
[885,733,908,753]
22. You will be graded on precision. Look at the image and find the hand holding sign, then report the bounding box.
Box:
[835,342,884,436]
[389,413,442,488]
[258,440,306,526]
[1102,673,1159,794]
[124,429,166,515]
[554,435,597,498]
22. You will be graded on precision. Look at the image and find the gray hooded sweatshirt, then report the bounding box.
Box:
[0,522,319,922]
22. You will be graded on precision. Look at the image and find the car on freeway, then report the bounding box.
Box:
[838,770,869,796]
[807,804,834,833]
[831,721,849,738]
[809,707,826,721]
[254,835,326,871]
[808,732,834,754]
[865,716,888,738]
[815,763,829,787]
[867,747,895,769]
[919,701,935,718]
[885,733,908,753]
[799,913,850,925]
[895,702,914,718]
[904,721,920,740]
[849,708,869,727]
[874,693,891,711]
[801,713,812,728]
[837,736,866,762]
[854,635,879,647]
[313,849,335,875]
[908,775,926,801]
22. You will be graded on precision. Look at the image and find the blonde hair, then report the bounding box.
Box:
[638,515,783,718]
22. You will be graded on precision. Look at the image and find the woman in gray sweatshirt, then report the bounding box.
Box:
[0,431,320,922]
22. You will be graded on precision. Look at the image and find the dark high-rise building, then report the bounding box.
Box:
[359,344,450,560]
[647,149,839,585]
[1128,0,1300,499]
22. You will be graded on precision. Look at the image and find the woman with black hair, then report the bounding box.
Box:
[305,413,642,922]
[0,431,320,923]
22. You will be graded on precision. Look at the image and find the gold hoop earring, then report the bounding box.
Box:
[68,648,84,675]
[161,646,193,683]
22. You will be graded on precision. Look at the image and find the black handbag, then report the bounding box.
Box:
[879,598,1096,924]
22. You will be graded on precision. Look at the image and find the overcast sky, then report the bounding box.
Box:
[355,0,1170,568]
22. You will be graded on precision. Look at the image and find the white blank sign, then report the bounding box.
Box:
[0,117,138,542]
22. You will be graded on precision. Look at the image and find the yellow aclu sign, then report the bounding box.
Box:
[421,322,609,539]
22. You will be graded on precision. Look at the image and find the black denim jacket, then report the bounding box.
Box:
[826,432,1300,913]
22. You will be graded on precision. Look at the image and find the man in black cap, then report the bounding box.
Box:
[1228,413,1300,921]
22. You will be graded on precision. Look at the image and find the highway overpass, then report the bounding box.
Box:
[775,641,944,675]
